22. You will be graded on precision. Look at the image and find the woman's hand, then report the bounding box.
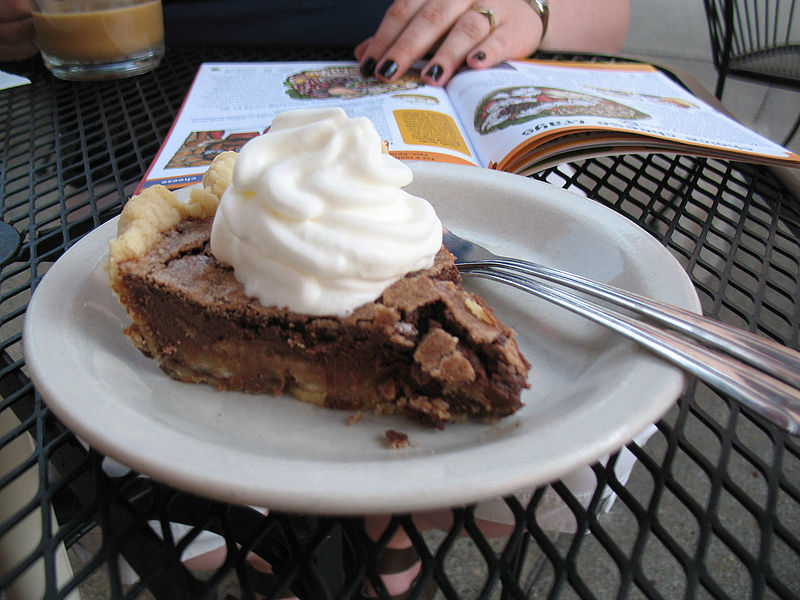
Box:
[356,0,630,87]
[355,0,541,86]
[0,0,37,61]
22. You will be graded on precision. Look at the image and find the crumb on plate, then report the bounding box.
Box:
[385,428,410,449]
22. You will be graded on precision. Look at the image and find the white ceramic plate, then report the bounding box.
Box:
[24,162,700,515]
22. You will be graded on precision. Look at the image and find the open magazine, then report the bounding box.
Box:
[139,58,800,191]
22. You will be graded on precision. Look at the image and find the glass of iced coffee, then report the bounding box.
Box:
[29,0,164,81]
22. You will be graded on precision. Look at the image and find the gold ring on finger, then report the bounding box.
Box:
[472,6,496,32]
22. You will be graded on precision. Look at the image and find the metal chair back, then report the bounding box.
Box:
[702,0,800,143]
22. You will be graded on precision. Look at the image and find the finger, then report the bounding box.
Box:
[465,25,518,70]
[466,2,541,69]
[418,6,496,85]
[0,45,38,62]
[354,37,373,62]
[465,34,502,69]
[358,0,429,76]
[0,43,38,61]
[375,0,471,81]
[363,0,472,80]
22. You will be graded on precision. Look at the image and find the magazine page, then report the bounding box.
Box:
[444,59,800,171]
[139,61,481,191]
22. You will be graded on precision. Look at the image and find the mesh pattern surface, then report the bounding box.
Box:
[1,49,798,600]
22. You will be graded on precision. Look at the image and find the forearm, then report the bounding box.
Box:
[539,0,630,53]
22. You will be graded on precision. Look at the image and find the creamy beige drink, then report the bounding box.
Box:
[30,0,164,80]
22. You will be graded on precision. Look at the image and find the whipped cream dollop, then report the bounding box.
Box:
[210,107,443,316]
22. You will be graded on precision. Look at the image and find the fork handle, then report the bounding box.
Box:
[459,258,800,389]
[463,268,800,436]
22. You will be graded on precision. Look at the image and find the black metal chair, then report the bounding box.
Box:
[702,0,800,145]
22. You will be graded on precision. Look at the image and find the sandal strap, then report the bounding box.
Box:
[246,564,296,599]
[375,545,420,574]
[358,576,436,600]
[360,545,435,600]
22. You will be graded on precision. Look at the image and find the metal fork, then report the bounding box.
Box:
[442,229,800,436]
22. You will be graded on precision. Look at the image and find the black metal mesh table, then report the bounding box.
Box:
[1,47,798,600]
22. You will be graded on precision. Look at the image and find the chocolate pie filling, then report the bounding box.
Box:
[113,216,529,427]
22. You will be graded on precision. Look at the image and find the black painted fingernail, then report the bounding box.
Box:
[425,64,444,82]
[378,60,398,79]
[360,57,376,77]
[472,51,487,62]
